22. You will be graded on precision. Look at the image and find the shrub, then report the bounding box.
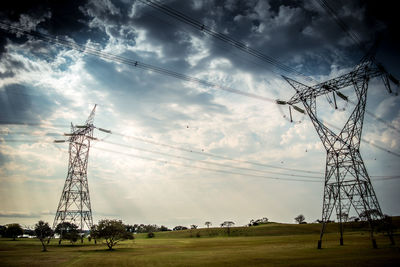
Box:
[147,232,155,238]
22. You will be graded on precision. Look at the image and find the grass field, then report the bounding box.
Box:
[1,222,399,266]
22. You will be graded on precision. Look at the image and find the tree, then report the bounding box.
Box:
[0,225,6,237]
[34,221,53,252]
[159,225,171,231]
[249,217,269,226]
[55,222,79,245]
[221,221,235,235]
[5,223,23,240]
[339,213,349,222]
[376,215,396,245]
[190,225,198,229]
[173,226,188,231]
[94,219,133,250]
[130,224,160,233]
[359,209,381,221]
[205,222,212,228]
[90,225,99,244]
[294,214,305,224]
[348,216,359,222]
[147,232,155,238]
[125,224,135,233]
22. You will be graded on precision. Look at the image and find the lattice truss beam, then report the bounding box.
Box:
[53,105,96,231]
[282,58,396,248]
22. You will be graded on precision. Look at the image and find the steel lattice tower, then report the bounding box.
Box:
[53,105,97,233]
[280,53,397,249]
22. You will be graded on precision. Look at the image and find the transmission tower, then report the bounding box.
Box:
[53,105,97,235]
[278,53,398,249]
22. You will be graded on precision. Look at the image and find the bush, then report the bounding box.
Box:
[5,224,23,241]
[147,232,155,238]
[55,222,79,245]
[93,219,132,250]
[34,221,53,252]
[173,226,188,231]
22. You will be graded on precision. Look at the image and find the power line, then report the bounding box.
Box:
[3,118,399,176]
[0,120,67,128]
[65,144,400,182]
[1,125,325,176]
[313,0,400,134]
[91,145,321,183]
[323,121,400,158]
[139,0,314,83]
[315,0,365,52]
[2,138,322,182]
[99,139,323,179]
[1,138,398,182]
[1,22,398,148]
[1,21,398,134]
[107,129,324,175]
[348,98,400,135]
[140,0,400,135]
[0,22,275,104]
[0,125,325,176]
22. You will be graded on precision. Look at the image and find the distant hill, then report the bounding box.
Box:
[135,216,400,239]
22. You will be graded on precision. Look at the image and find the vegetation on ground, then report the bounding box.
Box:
[34,221,53,252]
[0,219,399,266]
[91,219,133,250]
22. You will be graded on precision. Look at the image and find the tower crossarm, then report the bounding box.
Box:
[286,63,382,105]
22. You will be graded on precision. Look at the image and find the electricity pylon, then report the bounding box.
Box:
[278,52,398,249]
[53,105,97,235]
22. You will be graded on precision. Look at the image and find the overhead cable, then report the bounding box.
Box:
[1,138,398,182]
[141,0,399,134]
[91,145,321,183]
[100,138,323,179]
[139,0,313,83]
[0,22,275,103]
[108,129,324,174]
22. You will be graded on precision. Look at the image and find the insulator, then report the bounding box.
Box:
[76,125,86,128]
[98,128,112,133]
[276,100,287,105]
[87,136,98,140]
[336,91,348,101]
[64,133,73,136]
[293,105,305,114]
[332,92,338,109]
[54,140,66,143]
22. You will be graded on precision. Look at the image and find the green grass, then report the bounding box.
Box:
[1,222,399,266]
[136,222,330,239]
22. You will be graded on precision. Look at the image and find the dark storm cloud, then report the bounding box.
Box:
[0,0,107,57]
[120,0,395,76]
[2,0,395,76]
[1,0,398,96]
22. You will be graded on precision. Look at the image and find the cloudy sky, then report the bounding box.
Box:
[0,0,399,229]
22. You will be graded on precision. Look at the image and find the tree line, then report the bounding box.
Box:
[1,211,394,252]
